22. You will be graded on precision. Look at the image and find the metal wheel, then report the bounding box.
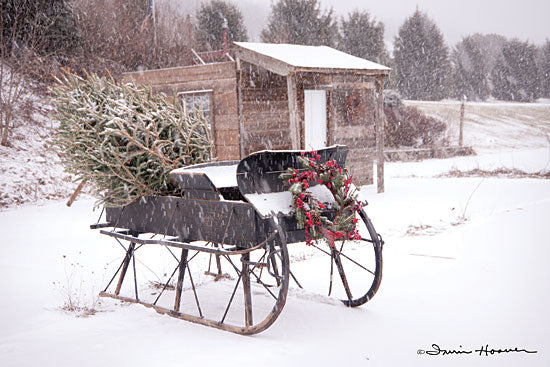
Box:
[288,208,383,307]
[210,225,290,335]
[98,223,290,335]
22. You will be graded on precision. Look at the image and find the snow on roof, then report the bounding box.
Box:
[234,42,390,72]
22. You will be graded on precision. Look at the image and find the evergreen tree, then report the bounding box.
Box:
[261,0,339,47]
[50,71,213,207]
[1,0,80,56]
[468,34,507,74]
[393,10,451,100]
[196,0,248,50]
[452,35,490,101]
[339,10,388,64]
[492,39,540,101]
[540,40,550,98]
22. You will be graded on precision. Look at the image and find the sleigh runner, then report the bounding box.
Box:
[92,145,383,334]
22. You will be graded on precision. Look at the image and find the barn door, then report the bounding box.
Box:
[304,90,327,150]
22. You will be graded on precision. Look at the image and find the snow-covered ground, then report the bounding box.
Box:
[0,86,79,208]
[1,101,550,366]
[406,99,550,152]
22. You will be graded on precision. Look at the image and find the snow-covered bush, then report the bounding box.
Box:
[384,105,447,148]
[50,71,212,207]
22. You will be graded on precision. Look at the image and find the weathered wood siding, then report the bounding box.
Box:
[327,74,377,184]
[123,62,240,160]
[240,68,377,183]
[240,62,291,155]
[122,62,379,184]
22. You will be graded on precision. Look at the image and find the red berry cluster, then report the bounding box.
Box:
[281,151,365,247]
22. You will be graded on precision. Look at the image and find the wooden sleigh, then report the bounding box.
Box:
[91,145,383,334]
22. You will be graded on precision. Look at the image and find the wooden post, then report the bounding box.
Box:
[174,248,189,313]
[375,76,385,193]
[115,243,136,296]
[287,72,300,149]
[236,58,246,159]
[459,95,466,147]
[66,179,87,207]
[241,252,253,327]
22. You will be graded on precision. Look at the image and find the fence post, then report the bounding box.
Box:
[459,95,466,147]
[376,77,385,193]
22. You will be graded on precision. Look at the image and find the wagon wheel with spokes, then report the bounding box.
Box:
[210,226,290,335]
[288,209,383,307]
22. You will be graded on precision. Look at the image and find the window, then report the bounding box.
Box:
[178,89,213,125]
[177,89,215,157]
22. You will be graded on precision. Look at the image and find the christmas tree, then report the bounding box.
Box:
[50,71,212,207]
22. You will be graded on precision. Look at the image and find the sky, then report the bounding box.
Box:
[181,0,550,49]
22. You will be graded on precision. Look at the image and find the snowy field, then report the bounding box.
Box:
[1,101,550,366]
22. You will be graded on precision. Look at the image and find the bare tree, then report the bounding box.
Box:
[1,0,80,146]
[72,0,193,72]
[0,7,36,146]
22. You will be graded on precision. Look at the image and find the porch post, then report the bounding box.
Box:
[287,72,300,150]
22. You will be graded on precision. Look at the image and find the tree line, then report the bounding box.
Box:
[2,0,550,102]
[199,0,550,102]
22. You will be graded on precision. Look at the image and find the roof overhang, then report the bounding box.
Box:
[233,42,391,77]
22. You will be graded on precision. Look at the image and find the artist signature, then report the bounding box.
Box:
[417,343,538,357]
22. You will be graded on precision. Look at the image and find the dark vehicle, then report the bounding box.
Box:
[384,89,402,108]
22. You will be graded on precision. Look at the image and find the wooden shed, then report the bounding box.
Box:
[123,42,390,185]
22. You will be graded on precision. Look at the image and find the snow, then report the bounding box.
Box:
[171,163,238,188]
[1,159,549,366]
[0,87,80,208]
[234,42,390,71]
[246,191,293,216]
[1,101,550,366]
[405,100,550,152]
[245,184,335,216]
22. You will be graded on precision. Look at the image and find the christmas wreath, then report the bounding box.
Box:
[279,152,366,247]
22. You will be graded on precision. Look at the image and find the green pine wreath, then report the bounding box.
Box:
[279,152,366,246]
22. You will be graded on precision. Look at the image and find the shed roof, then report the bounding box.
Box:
[234,42,390,76]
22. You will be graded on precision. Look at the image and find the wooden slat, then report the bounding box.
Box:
[246,129,288,138]
[215,144,240,160]
[214,115,239,130]
[240,61,287,89]
[98,291,284,335]
[122,62,236,86]
[213,91,238,115]
[241,88,288,102]
[298,73,332,88]
[332,81,375,89]
[244,142,290,156]
[234,45,291,76]
[153,78,237,96]
[243,131,291,155]
[242,100,289,113]
[215,129,240,146]
[243,114,289,131]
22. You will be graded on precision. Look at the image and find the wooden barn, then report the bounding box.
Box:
[123,42,390,185]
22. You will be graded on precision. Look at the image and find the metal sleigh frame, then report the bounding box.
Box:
[91,145,383,335]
